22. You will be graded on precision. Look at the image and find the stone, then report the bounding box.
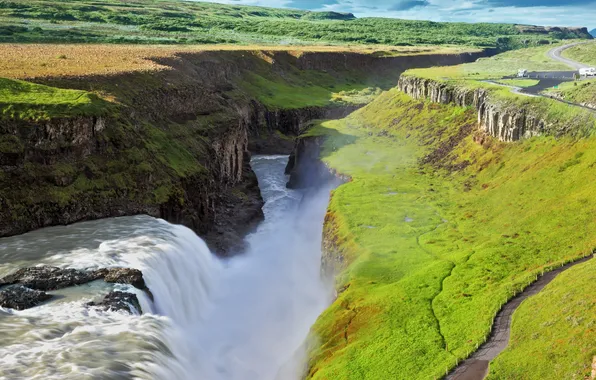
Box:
[0,266,154,301]
[0,285,53,310]
[0,266,102,291]
[87,291,141,314]
[98,268,146,290]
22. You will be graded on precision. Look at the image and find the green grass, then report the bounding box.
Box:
[561,42,596,66]
[495,78,539,87]
[0,0,589,48]
[487,258,596,379]
[407,43,572,81]
[236,59,391,109]
[547,78,596,106]
[0,77,110,120]
[305,89,596,379]
[402,44,596,138]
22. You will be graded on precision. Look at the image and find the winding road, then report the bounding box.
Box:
[546,41,593,70]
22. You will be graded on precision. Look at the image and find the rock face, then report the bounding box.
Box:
[515,25,593,39]
[398,75,553,141]
[285,134,350,278]
[0,285,53,310]
[0,49,486,255]
[87,291,141,314]
[285,136,335,189]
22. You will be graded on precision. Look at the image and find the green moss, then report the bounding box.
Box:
[0,77,112,120]
[235,55,393,110]
[549,78,596,106]
[153,184,173,203]
[0,134,24,153]
[306,89,596,379]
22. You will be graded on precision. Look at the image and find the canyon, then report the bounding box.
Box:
[0,48,488,254]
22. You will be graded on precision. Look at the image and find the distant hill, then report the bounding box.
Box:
[515,25,593,39]
[0,0,591,48]
[591,29,596,37]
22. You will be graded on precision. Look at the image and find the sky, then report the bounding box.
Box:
[202,0,595,30]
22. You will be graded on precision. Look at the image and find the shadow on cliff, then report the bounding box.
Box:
[286,125,358,189]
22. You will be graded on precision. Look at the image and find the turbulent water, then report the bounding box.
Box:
[0,155,334,380]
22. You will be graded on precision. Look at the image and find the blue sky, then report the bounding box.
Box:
[202,0,595,30]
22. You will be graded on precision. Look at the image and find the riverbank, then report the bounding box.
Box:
[298,89,596,379]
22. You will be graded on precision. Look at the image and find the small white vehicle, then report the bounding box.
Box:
[579,67,596,77]
[517,69,528,78]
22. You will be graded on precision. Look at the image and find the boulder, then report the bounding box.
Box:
[0,266,101,291]
[87,291,141,314]
[0,266,153,301]
[0,285,53,310]
[95,268,153,300]
[97,268,146,290]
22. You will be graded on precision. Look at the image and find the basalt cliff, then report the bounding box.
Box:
[397,75,595,141]
[0,49,487,254]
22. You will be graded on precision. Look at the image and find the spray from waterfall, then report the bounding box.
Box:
[0,155,334,380]
[143,155,336,380]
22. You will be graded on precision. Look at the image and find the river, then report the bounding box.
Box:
[0,155,334,380]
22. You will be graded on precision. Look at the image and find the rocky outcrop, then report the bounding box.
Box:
[0,266,150,292]
[285,136,335,189]
[0,285,52,310]
[247,103,362,154]
[87,291,141,314]
[0,266,104,291]
[398,75,552,141]
[0,266,153,311]
[515,25,593,39]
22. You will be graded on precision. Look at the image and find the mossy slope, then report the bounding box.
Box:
[306,89,596,379]
[0,77,110,120]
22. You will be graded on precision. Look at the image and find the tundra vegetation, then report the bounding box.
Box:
[306,89,596,379]
[0,0,590,47]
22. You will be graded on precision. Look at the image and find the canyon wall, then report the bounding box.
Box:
[397,75,551,141]
[0,49,486,254]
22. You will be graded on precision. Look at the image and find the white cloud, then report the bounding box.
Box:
[196,0,596,29]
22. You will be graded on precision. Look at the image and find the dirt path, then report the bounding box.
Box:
[445,254,595,380]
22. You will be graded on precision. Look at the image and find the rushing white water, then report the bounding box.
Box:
[0,155,334,380]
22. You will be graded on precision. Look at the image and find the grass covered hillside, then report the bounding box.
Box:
[0,0,591,48]
[403,42,596,138]
[0,77,110,120]
[561,41,596,66]
[306,89,596,379]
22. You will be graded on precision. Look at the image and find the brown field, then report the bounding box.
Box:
[0,44,477,79]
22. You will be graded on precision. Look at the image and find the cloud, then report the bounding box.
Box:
[196,0,596,29]
[388,0,430,11]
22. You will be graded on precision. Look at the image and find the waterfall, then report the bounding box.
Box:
[144,155,335,380]
[0,155,334,380]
